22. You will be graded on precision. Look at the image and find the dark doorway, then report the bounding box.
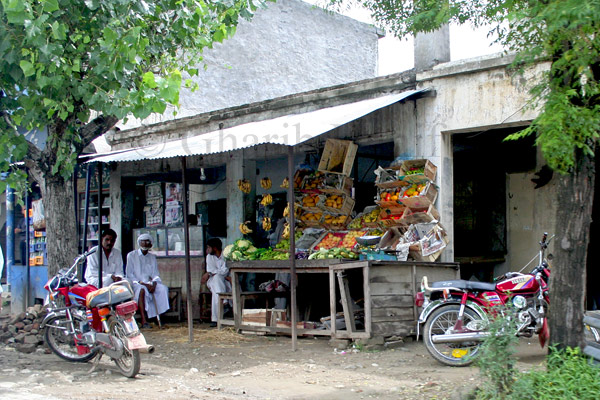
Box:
[453,126,536,281]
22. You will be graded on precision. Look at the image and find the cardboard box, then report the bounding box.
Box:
[399,181,438,209]
[318,139,358,176]
[378,227,405,250]
[401,204,440,225]
[379,206,408,228]
[399,159,437,183]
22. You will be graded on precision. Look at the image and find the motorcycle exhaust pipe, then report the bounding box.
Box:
[139,345,155,354]
[431,331,491,344]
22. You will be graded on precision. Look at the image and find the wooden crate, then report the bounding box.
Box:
[298,210,323,227]
[321,213,351,231]
[299,193,324,213]
[311,231,345,250]
[399,159,437,184]
[401,204,440,225]
[320,173,354,196]
[300,172,325,192]
[320,194,355,215]
[318,139,358,176]
[362,206,381,228]
[398,181,438,208]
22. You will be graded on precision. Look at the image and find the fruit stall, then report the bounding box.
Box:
[218,139,457,339]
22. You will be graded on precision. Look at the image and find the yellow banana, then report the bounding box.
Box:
[239,221,253,234]
[238,179,251,194]
[260,177,272,190]
[282,223,290,239]
[262,217,272,231]
[260,193,273,206]
[281,177,289,188]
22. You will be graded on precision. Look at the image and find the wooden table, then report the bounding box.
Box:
[228,259,459,340]
[228,259,345,336]
[329,260,459,340]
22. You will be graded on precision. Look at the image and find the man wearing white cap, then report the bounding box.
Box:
[126,233,169,328]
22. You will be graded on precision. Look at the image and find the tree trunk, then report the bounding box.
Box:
[549,151,595,349]
[39,174,79,277]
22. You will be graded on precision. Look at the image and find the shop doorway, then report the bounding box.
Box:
[452,126,536,281]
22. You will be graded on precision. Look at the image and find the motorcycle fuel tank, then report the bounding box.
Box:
[496,274,539,294]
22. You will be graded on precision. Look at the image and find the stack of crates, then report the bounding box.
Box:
[28,208,47,266]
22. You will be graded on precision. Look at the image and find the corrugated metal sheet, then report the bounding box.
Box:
[87,89,425,163]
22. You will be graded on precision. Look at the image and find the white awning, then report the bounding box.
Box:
[87,89,426,163]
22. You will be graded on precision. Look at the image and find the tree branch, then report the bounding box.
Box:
[79,114,119,151]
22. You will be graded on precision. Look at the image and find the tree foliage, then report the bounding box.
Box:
[325,0,600,174]
[0,0,271,182]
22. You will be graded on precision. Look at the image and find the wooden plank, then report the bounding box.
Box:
[363,263,371,337]
[329,269,337,337]
[371,322,413,337]
[333,331,371,340]
[369,266,413,283]
[371,307,415,319]
[235,324,332,336]
[371,294,414,308]
[415,265,460,290]
[232,271,242,331]
[337,271,356,332]
[370,282,412,296]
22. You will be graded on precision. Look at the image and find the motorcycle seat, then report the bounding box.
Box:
[87,283,134,308]
[431,280,496,292]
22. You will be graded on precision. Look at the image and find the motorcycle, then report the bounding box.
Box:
[414,232,597,367]
[41,249,154,377]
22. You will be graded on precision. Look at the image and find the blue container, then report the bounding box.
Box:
[359,250,398,261]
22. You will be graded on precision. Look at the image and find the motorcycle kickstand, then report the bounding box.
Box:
[87,352,103,374]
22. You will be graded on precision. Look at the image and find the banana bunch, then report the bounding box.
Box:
[282,223,290,239]
[262,216,272,231]
[260,177,272,190]
[237,179,251,194]
[280,177,289,188]
[239,221,253,234]
[260,193,273,206]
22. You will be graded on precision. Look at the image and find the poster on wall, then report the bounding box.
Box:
[165,204,183,226]
[165,183,183,205]
[146,182,162,200]
[144,197,163,226]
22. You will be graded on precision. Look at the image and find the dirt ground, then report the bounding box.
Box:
[0,320,547,400]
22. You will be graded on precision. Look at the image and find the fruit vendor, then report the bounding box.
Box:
[202,237,232,327]
[126,233,170,328]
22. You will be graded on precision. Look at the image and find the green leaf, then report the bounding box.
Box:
[142,71,157,88]
[19,60,35,77]
[42,0,60,13]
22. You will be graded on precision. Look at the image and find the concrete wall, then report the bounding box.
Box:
[118,0,379,131]
[414,54,557,272]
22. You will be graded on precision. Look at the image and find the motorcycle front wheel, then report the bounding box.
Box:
[423,304,482,367]
[109,318,141,378]
[44,314,96,362]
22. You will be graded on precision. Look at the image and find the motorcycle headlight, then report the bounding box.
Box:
[512,295,527,309]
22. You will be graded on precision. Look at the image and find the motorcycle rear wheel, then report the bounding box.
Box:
[423,304,482,367]
[109,318,141,378]
[44,314,96,362]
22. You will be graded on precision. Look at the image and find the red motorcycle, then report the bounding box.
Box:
[41,249,154,377]
[415,233,556,366]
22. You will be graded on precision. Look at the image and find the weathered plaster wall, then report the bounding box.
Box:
[415,54,557,270]
[118,0,379,131]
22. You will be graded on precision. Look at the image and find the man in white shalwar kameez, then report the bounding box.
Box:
[126,233,169,328]
[85,229,124,288]
[201,238,231,327]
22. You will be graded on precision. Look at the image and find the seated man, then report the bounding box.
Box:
[85,228,124,288]
[126,233,169,328]
[202,238,231,327]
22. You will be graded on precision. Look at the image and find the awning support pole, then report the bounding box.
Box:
[181,157,194,343]
[97,163,103,288]
[287,146,297,351]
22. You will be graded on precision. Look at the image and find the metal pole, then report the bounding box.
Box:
[24,187,30,309]
[80,164,93,282]
[96,163,103,288]
[6,186,14,291]
[287,146,297,351]
[181,157,193,342]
